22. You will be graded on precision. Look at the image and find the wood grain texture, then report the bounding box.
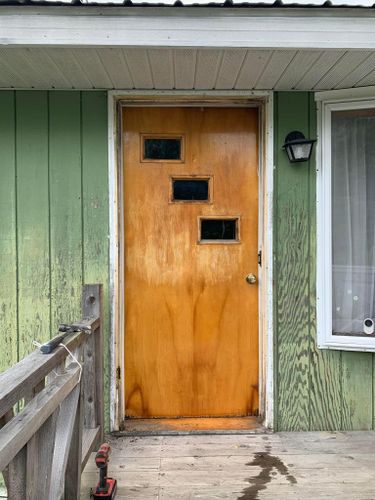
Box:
[0,91,17,373]
[274,92,375,431]
[49,384,81,500]
[80,432,375,500]
[49,91,82,331]
[124,107,259,418]
[0,91,110,429]
[0,363,80,471]
[307,93,342,431]
[16,91,50,360]
[81,92,109,431]
[274,92,311,431]
[341,352,373,430]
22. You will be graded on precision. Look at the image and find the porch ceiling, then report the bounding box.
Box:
[2,47,375,90]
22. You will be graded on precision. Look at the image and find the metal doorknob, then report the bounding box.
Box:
[245,273,257,285]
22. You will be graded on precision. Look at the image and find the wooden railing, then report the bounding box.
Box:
[0,284,104,500]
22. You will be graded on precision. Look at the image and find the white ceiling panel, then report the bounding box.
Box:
[44,48,93,88]
[234,50,271,90]
[314,50,373,89]
[148,49,175,90]
[0,48,54,88]
[125,49,154,89]
[275,50,322,90]
[0,47,375,91]
[255,50,296,89]
[71,49,114,88]
[336,52,375,88]
[173,49,197,89]
[95,48,134,89]
[294,50,345,90]
[194,50,223,90]
[215,49,247,90]
[354,68,375,87]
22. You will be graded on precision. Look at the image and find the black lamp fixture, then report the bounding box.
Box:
[283,130,316,163]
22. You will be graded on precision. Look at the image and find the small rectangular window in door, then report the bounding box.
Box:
[141,134,184,162]
[199,217,240,244]
[171,177,212,203]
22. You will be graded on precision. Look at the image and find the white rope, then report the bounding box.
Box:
[58,343,83,383]
[32,340,83,383]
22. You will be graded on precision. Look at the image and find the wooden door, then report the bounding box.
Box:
[123,107,259,418]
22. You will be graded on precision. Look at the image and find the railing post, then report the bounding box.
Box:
[82,284,104,444]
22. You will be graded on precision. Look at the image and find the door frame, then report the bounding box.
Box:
[107,90,274,431]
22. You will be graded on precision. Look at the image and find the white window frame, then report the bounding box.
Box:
[316,87,375,352]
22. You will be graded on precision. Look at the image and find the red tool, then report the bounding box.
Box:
[91,443,117,499]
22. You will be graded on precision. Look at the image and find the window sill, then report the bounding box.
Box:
[318,334,375,352]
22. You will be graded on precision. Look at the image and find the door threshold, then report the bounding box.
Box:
[116,417,268,436]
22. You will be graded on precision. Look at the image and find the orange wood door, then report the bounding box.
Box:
[123,107,259,418]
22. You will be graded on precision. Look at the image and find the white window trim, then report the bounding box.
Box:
[316,87,375,352]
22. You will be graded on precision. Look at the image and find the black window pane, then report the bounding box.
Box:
[201,219,237,240]
[173,180,209,201]
[144,138,181,160]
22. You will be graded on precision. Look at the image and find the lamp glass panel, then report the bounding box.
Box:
[291,143,311,161]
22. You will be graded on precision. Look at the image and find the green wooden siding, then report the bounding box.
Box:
[0,90,109,424]
[2,89,373,433]
[274,91,375,431]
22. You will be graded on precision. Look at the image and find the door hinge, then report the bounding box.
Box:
[258,250,262,267]
[116,366,121,380]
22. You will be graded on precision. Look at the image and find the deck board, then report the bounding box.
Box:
[81,432,375,499]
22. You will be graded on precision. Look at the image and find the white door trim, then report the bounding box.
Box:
[108,90,274,431]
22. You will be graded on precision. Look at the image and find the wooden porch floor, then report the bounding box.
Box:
[81,431,375,499]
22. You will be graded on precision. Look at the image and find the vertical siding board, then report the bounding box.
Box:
[49,91,82,329]
[341,352,373,430]
[274,92,310,431]
[307,93,342,431]
[273,93,280,431]
[0,92,18,371]
[81,91,109,425]
[16,91,50,359]
[275,92,375,431]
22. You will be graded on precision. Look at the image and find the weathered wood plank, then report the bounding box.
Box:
[0,363,80,471]
[49,384,80,500]
[0,330,85,419]
[4,448,26,500]
[65,385,84,500]
[16,91,50,360]
[80,432,375,500]
[81,92,109,431]
[82,284,104,442]
[26,379,48,500]
[307,93,342,431]
[274,92,311,431]
[341,351,373,430]
[81,427,100,472]
[49,91,82,331]
[0,91,17,374]
[26,410,59,500]
[83,332,96,429]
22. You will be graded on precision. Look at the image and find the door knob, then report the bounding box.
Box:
[245,273,257,285]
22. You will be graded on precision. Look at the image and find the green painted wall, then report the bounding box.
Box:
[0,90,110,424]
[2,89,373,432]
[274,92,375,431]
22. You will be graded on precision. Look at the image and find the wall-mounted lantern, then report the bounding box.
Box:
[283,131,316,163]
